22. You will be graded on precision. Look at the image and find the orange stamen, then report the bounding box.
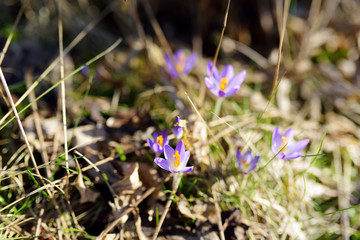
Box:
[280,136,288,152]
[156,135,164,147]
[241,159,250,168]
[220,78,228,91]
[175,63,183,74]
[173,151,180,168]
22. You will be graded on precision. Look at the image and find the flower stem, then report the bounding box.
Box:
[213,97,224,118]
[151,173,182,240]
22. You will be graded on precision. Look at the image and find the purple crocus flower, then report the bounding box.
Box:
[237,150,259,174]
[154,141,193,173]
[173,116,183,139]
[272,127,309,160]
[147,130,169,155]
[204,62,246,98]
[164,50,197,79]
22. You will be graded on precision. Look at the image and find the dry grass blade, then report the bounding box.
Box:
[271,0,291,96]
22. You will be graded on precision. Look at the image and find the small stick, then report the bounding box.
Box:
[58,0,70,185]
[25,70,51,178]
[212,185,225,240]
[209,0,231,77]
[270,0,291,96]
[151,173,182,240]
[141,0,172,55]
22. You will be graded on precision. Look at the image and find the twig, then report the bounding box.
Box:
[34,198,45,240]
[0,68,46,191]
[210,0,231,77]
[25,69,51,178]
[151,173,182,240]
[141,0,172,55]
[270,0,290,96]
[212,185,225,240]
[58,0,70,182]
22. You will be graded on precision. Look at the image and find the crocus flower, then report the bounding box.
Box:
[154,141,193,173]
[236,150,259,174]
[173,116,183,139]
[147,130,169,155]
[164,50,197,79]
[272,127,309,160]
[204,62,246,98]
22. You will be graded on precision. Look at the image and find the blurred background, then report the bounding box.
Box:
[1,0,360,239]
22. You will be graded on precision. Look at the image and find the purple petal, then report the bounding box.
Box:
[285,139,309,154]
[227,70,246,91]
[183,53,197,74]
[223,87,240,97]
[173,126,183,139]
[272,127,283,154]
[153,132,158,140]
[205,76,216,89]
[283,128,294,142]
[179,166,194,173]
[218,90,226,98]
[152,144,163,154]
[174,116,180,123]
[154,157,171,171]
[276,152,286,159]
[174,50,185,62]
[244,150,253,162]
[220,64,234,79]
[207,62,219,80]
[147,138,153,147]
[164,53,179,78]
[236,149,242,161]
[282,152,302,160]
[176,141,185,157]
[179,150,190,169]
[164,144,175,160]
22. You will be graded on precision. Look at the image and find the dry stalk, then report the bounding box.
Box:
[270,0,291,96]
[151,173,182,240]
[58,0,70,185]
[212,184,226,240]
[0,67,67,238]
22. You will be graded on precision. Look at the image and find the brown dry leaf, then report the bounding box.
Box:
[74,171,100,204]
[177,198,207,222]
[110,162,144,224]
[71,124,122,183]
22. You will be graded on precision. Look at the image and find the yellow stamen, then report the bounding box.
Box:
[220,77,228,91]
[175,63,183,74]
[280,136,288,152]
[173,151,180,168]
[156,135,164,147]
[241,159,250,168]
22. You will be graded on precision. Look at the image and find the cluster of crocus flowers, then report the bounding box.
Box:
[147,130,169,155]
[148,116,193,173]
[154,141,194,173]
[164,50,197,79]
[205,62,246,98]
[272,127,309,160]
[237,150,259,174]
